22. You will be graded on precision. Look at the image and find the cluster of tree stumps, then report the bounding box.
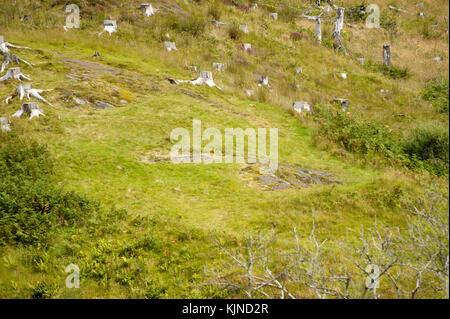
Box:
[1,35,53,132]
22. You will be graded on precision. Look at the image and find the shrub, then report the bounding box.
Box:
[315,106,400,157]
[228,23,242,40]
[423,78,449,114]
[377,64,410,79]
[165,14,205,37]
[0,135,99,246]
[402,126,449,175]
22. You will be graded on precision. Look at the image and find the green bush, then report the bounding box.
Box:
[402,126,449,175]
[423,78,449,114]
[0,135,98,246]
[315,106,400,157]
[165,14,206,37]
[314,106,449,175]
[377,64,411,79]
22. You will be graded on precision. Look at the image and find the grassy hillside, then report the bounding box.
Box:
[0,0,448,298]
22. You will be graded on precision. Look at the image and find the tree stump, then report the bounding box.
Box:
[337,72,347,79]
[295,67,303,74]
[169,71,221,89]
[332,7,345,50]
[0,117,11,132]
[12,102,45,120]
[383,44,391,66]
[0,67,31,82]
[315,17,322,43]
[98,20,117,36]
[243,43,252,51]
[269,13,278,20]
[0,35,32,54]
[140,4,156,16]
[293,102,313,115]
[239,25,249,34]
[333,98,349,112]
[356,57,365,65]
[245,89,254,96]
[258,75,270,88]
[164,41,177,51]
[212,62,226,71]
[1,53,32,73]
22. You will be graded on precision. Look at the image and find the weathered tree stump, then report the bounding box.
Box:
[212,62,226,71]
[383,44,391,66]
[98,20,117,36]
[0,67,31,82]
[93,51,101,58]
[0,35,32,54]
[295,67,303,74]
[356,57,365,65]
[315,17,322,44]
[258,75,270,88]
[245,89,254,96]
[333,98,349,112]
[5,83,53,106]
[12,102,45,120]
[140,4,157,16]
[293,101,313,115]
[269,13,278,20]
[239,25,249,34]
[337,72,347,79]
[1,53,32,73]
[243,43,252,51]
[164,41,177,52]
[0,117,11,132]
[332,7,345,50]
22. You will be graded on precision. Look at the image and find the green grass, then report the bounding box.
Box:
[0,0,448,298]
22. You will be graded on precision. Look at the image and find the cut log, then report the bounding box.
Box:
[333,98,349,111]
[383,44,391,66]
[12,102,45,120]
[164,41,177,52]
[0,117,11,132]
[98,20,117,36]
[211,20,228,27]
[1,54,32,73]
[0,67,31,82]
[269,13,278,20]
[168,71,222,90]
[239,25,249,34]
[293,101,313,115]
[332,7,345,50]
[258,75,270,88]
[212,62,226,71]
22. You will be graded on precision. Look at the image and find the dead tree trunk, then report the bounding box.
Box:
[0,117,11,132]
[383,45,391,66]
[0,67,31,82]
[332,7,345,50]
[12,102,45,120]
[1,54,32,73]
[316,17,322,44]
